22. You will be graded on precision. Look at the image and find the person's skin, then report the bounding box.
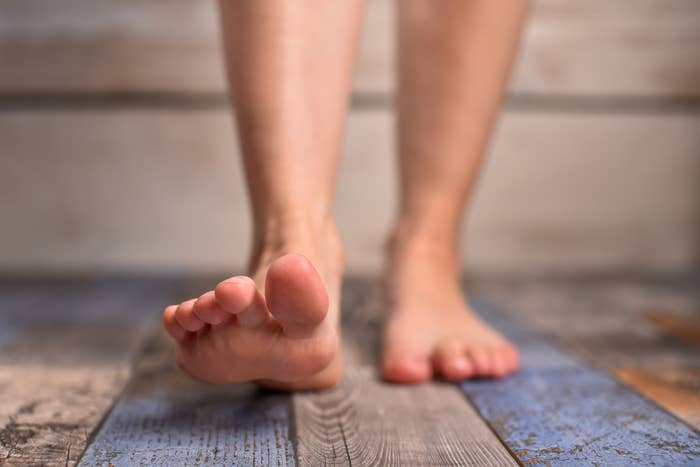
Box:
[163,0,365,390]
[383,0,529,383]
[163,0,529,389]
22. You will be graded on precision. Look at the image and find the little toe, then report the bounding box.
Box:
[215,276,269,328]
[162,305,188,341]
[192,291,230,325]
[174,299,205,332]
[265,254,329,338]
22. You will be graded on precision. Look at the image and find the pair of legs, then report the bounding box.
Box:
[163,0,528,389]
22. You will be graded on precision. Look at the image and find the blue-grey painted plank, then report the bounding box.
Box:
[463,302,700,466]
[79,387,296,466]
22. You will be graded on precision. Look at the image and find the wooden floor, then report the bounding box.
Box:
[0,275,698,466]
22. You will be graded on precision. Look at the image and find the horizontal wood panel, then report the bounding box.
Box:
[0,110,698,274]
[0,0,699,96]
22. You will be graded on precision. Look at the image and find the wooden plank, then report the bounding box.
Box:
[1,0,699,96]
[461,302,700,465]
[294,369,517,466]
[1,110,699,275]
[647,310,700,350]
[0,278,181,465]
[615,367,700,431]
[471,275,700,431]
[471,277,700,369]
[292,280,517,466]
[78,329,296,466]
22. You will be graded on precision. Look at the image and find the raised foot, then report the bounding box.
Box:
[162,253,342,390]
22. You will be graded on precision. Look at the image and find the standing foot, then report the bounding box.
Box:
[382,234,519,383]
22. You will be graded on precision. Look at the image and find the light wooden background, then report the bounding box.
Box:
[1,0,699,274]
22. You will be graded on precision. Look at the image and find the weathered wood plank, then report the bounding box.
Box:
[471,276,700,431]
[294,368,517,466]
[0,0,698,97]
[615,367,700,431]
[647,310,700,350]
[461,301,700,465]
[0,278,181,465]
[78,329,296,466]
[292,280,517,466]
[471,277,700,369]
[2,110,699,275]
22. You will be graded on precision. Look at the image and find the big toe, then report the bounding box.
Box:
[382,343,432,384]
[265,253,329,338]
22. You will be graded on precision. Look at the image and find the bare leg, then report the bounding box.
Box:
[163,0,365,390]
[383,0,529,382]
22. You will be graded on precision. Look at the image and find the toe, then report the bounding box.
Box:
[434,352,474,381]
[382,346,432,383]
[490,350,510,378]
[192,291,230,325]
[162,305,188,341]
[265,253,329,338]
[505,343,521,373]
[466,348,492,377]
[383,357,432,383]
[174,299,205,332]
[215,276,269,328]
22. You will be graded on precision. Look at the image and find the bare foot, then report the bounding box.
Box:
[162,227,344,391]
[382,235,519,383]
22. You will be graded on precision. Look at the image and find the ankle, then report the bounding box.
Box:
[387,224,461,276]
[250,216,344,275]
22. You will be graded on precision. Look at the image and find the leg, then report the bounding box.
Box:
[383,0,529,382]
[162,0,365,390]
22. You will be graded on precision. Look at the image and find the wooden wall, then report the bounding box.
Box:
[1,0,699,274]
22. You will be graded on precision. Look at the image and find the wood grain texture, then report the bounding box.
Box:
[0,278,180,465]
[2,110,699,275]
[78,329,296,466]
[293,281,517,466]
[461,301,700,465]
[0,0,699,96]
[294,368,517,467]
